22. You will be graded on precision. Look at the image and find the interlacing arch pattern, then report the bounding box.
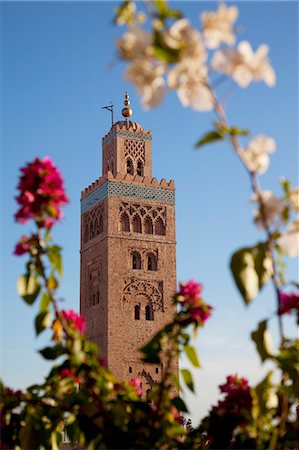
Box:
[119,202,166,235]
[103,140,115,175]
[123,280,164,313]
[125,139,145,176]
[83,203,104,243]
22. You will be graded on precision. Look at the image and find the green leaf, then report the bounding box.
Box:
[254,371,277,414]
[35,311,51,335]
[181,368,194,392]
[230,244,273,304]
[251,320,273,363]
[229,127,249,136]
[184,345,201,368]
[17,274,41,305]
[153,44,180,63]
[172,396,188,413]
[39,292,51,312]
[48,245,62,276]
[47,274,59,290]
[39,344,65,360]
[230,247,259,304]
[195,130,225,149]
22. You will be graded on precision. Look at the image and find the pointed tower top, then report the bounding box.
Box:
[121,91,133,119]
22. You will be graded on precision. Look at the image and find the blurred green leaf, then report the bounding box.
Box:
[195,130,225,149]
[181,368,194,392]
[255,371,277,414]
[230,244,272,304]
[251,320,273,363]
[229,127,249,136]
[153,44,180,63]
[184,345,200,368]
[17,274,41,305]
[39,344,65,360]
[172,396,188,413]
[48,245,62,276]
[47,274,59,290]
[35,311,51,336]
[39,292,51,312]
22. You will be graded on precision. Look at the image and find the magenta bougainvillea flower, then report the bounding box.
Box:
[179,279,203,301]
[15,157,68,228]
[177,280,213,326]
[129,377,142,396]
[278,291,299,315]
[62,309,86,334]
[214,374,252,417]
[14,235,32,255]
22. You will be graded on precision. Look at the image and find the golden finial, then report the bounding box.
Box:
[122,91,133,119]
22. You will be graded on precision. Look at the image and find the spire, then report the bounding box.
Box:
[121,91,133,120]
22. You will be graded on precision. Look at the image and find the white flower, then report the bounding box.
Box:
[252,190,283,229]
[277,219,299,257]
[200,3,238,49]
[212,41,276,87]
[289,188,299,213]
[242,135,276,175]
[125,59,166,109]
[168,61,213,111]
[116,27,152,60]
[164,19,206,61]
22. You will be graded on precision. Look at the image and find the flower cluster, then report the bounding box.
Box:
[15,157,68,228]
[62,309,86,334]
[176,280,213,326]
[59,368,80,384]
[129,377,142,396]
[116,3,275,109]
[14,234,36,256]
[278,291,299,316]
[214,375,252,418]
[242,135,276,175]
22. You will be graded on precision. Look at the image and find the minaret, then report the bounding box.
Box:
[80,94,178,395]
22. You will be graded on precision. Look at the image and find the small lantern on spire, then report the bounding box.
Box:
[122,91,133,119]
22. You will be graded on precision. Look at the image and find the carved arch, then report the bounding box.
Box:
[123,281,163,312]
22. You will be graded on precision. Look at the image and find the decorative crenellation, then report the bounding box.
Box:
[123,279,164,312]
[81,176,175,213]
[83,203,104,243]
[102,120,152,146]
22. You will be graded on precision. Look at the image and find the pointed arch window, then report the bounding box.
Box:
[120,213,130,232]
[155,218,166,236]
[126,159,134,175]
[145,304,154,321]
[133,215,142,233]
[90,222,94,239]
[144,217,153,234]
[137,160,144,176]
[84,223,89,242]
[134,304,140,320]
[132,252,141,270]
[99,214,103,233]
[147,254,157,271]
[95,218,100,235]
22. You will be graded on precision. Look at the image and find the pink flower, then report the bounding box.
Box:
[219,375,249,395]
[15,157,68,227]
[278,291,299,315]
[14,235,31,255]
[59,368,80,384]
[214,375,252,418]
[129,377,142,396]
[61,309,86,334]
[179,279,203,301]
[189,303,213,325]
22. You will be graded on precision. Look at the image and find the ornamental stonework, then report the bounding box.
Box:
[123,279,164,312]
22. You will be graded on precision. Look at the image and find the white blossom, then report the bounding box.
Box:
[125,59,166,109]
[212,41,276,87]
[168,61,213,111]
[165,20,213,111]
[200,3,238,49]
[252,190,283,229]
[242,135,276,175]
[277,219,299,257]
[116,27,152,60]
[289,188,299,213]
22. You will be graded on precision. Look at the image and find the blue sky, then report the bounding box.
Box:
[1,1,298,424]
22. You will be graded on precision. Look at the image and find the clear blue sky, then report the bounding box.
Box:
[1,1,298,424]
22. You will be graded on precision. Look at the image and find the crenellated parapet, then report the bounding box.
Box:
[102,120,152,146]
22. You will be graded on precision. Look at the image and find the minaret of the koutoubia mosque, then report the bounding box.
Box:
[80,93,178,397]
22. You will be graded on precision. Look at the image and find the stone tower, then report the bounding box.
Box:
[80,94,178,395]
